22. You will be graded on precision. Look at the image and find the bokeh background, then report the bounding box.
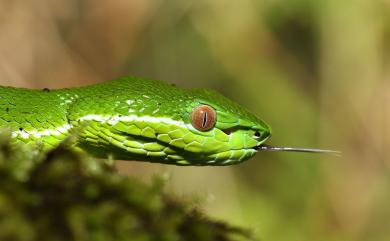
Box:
[0,1,389,241]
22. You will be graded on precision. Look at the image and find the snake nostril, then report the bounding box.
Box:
[254,131,261,138]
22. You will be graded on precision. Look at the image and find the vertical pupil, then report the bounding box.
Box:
[190,105,216,131]
[201,111,208,128]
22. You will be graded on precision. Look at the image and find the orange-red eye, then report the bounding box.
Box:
[190,105,216,131]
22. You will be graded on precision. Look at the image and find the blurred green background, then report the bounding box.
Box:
[0,0,389,240]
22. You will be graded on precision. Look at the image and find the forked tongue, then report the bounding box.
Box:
[257,144,340,156]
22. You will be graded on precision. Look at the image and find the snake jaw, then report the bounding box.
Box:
[194,126,270,165]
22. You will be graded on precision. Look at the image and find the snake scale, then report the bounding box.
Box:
[0,77,336,165]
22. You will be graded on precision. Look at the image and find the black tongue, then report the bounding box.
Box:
[257,144,341,156]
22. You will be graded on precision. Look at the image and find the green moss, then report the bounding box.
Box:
[0,135,255,241]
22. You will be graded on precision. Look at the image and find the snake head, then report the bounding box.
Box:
[74,78,272,165]
[175,88,272,165]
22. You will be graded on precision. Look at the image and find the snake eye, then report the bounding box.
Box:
[190,105,216,131]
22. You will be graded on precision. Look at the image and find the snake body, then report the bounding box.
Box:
[0,77,271,165]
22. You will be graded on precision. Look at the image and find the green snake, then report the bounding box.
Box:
[0,77,336,165]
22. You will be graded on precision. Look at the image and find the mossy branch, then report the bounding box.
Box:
[0,135,256,241]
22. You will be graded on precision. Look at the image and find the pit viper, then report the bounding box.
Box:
[0,77,336,165]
